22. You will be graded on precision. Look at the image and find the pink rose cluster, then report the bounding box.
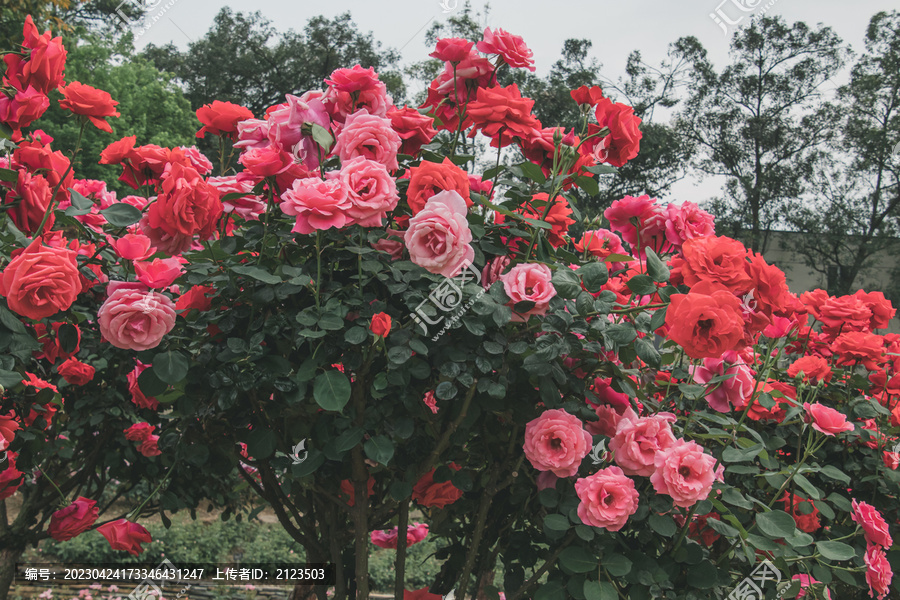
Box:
[370,523,429,549]
[97,282,176,351]
[851,500,894,599]
[604,195,714,257]
[524,406,723,532]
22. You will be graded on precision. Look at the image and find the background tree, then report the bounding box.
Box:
[1,0,142,42]
[33,28,197,187]
[675,16,849,253]
[786,10,900,296]
[141,8,406,116]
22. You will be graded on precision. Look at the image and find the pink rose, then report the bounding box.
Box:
[793,574,831,599]
[852,500,893,548]
[476,27,535,72]
[323,65,391,121]
[884,451,899,470]
[138,435,161,457]
[266,94,330,169]
[208,175,266,220]
[585,404,623,438]
[864,544,893,600]
[98,284,177,351]
[333,157,399,227]
[106,233,155,261]
[422,390,438,414]
[664,201,715,247]
[134,257,185,289]
[481,256,510,290]
[690,358,754,412]
[536,471,558,491]
[500,263,556,322]
[371,230,404,260]
[280,177,352,235]
[650,438,721,508]
[333,109,401,171]
[523,409,593,478]
[370,523,429,549]
[609,408,676,477]
[233,119,270,150]
[803,403,855,436]
[574,465,639,531]
[404,190,474,277]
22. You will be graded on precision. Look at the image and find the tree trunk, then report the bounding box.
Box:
[0,547,24,600]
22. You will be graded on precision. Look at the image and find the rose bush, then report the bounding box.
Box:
[1,16,899,600]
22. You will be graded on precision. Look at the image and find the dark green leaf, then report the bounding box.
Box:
[101,203,143,227]
[363,435,394,466]
[559,547,596,573]
[626,274,657,296]
[644,248,670,283]
[604,553,631,577]
[756,510,797,539]
[552,268,582,299]
[231,265,282,284]
[578,262,608,293]
[648,513,677,537]
[312,370,351,411]
[153,351,189,384]
[309,122,334,152]
[815,540,856,561]
[544,514,570,532]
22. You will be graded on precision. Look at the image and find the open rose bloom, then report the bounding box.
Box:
[0,15,896,600]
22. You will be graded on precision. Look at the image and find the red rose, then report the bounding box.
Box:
[96,519,152,556]
[403,588,443,600]
[127,361,159,410]
[0,238,80,321]
[147,163,222,240]
[782,492,820,533]
[466,84,540,147]
[831,332,885,370]
[6,170,53,236]
[48,496,99,541]
[521,193,575,248]
[0,414,20,446]
[665,284,745,359]
[429,38,474,63]
[3,16,66,93]
[387,107,437,156]
[124,422,155,442]
[787,356,832,384]
[591,98,642,167]
[406,157,472,214]
[0,453,24,500]
[138,435,161,457]
[196,100,254,139]
[57,358,95,386]
[176,285,215,312]
[412,464,463,509]
[570,85,604,107]
[238,145,293,178]
[0,85,50,133]
[679,236,753,292]
[13,138,72,204]
[370,312,391,338]
[854,290,895,331]
[58,82,120,133]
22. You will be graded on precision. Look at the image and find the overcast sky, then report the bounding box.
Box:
[131,0,899,204]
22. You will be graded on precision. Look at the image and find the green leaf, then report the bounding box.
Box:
[344,327,368,344]
[552,268,582,299]
[648,513,677,537]
[644,248,670,283]
[517,161,547,183]
[634,338,661,369]
[246,428,276,459]
[363,435,394,466]
[756,510,797,539]
[312,370,351,411]
[604,253,633,263]
[585,163,617,175]
[705,517,738,538]
[686,561,718,589]
[318,313,344,331]
[603,553,631,577]
[815,540,856,561]
[309,122,334,152]
[578,262,608,293]
[68,188,95,211]
[0,305,26,334]
[101,203,143,227]
[389,481,412,502]
[793,473,821,499]
[137,367,167,397]
[606,323,637,345]
[153,351,189,384]
[626,274,657,296]
[543,514,570,532]
[584,582,617,600]
[819,465,850,485]
[534,581,565,600]
[0,167,17,183]
[0,369,22,389]
[334,427,364,452]
[231,265,282,284]
[559,547,596,574]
